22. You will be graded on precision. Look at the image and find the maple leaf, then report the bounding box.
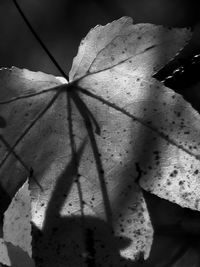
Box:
[0,16,193,266]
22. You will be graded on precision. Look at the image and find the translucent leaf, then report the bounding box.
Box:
[0,16,193,266]
[70,16,190,81]
[0,239,10,266]
[3,180,32,257]
[71,17,200,212]
[0,180,35,266]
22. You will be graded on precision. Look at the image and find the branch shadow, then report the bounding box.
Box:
[69,90,113,228]
[32,91,138,267]
[31,73,200,266]
[0,116,6,128]
[74,29,198,266]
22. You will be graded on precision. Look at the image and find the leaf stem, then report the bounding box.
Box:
[12,0,69,80]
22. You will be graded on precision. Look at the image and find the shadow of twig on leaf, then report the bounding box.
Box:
[70,90,113,229]
[32,89,137,267]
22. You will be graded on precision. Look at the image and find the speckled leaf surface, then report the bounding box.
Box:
[3,179,32,257]
[0,180,35,266]
[72,16,200,211]
[0,16,194,266]
[0,68,65,197]
[0,238,10,266]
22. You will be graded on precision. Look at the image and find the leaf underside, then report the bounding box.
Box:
[0,16,196,266]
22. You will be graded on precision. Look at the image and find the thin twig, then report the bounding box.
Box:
[12,0,69,80]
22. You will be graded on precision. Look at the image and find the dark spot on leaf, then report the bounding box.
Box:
[170,170,178,177]
[181,192,191,201]
[194,169,199,175]
[167,180,171,186]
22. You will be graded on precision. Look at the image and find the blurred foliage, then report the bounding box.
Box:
[0,0,200,75]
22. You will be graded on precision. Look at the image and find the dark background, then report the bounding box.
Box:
[1,0,200,76]
[1,1,200,266]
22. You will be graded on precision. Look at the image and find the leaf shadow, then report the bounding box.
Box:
[32,91,138,267]
[1,32,193,266]
[7,242,35,267]
[69,90,113,228]
[142,190,200,267]
[31,72,199,266]
[73,31,199,265]
[0,116,6,128]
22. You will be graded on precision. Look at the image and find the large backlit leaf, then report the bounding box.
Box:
[71,17,200,211]
[0,17,193,266]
